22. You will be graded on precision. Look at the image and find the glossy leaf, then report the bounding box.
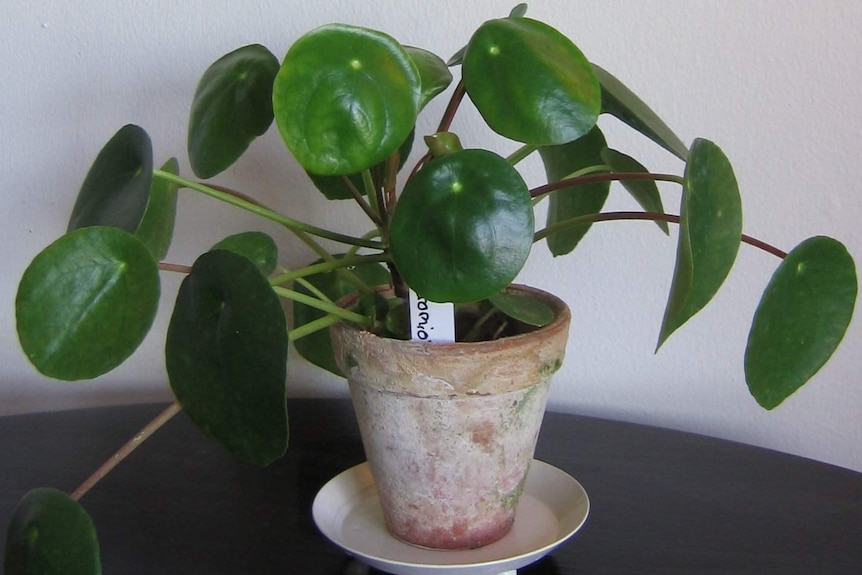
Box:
[601,148,669,234]
[463,17,601,146]
[509,3,529,17]
[745,237,857,409]
[211,231,278,276]
[273,24,421,176]
[135,158,180,260]
[404,46,453,109]
[447,4,529,66]
[593,64,689,161]
[4,488,100,575]
[16,227,160,380]
[306,129,414,201]
[539,126,609,256]
[67,124,153,233]
[166,250,288,465]
[188,44,280,178]
[490,291,554,327]
[293,256,390,376]
[390,149,533,303]
[657,139,742,348]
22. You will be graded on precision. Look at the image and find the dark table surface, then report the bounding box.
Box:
[1,399,860,574]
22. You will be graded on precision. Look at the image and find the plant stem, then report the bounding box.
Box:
[530,172,685,199]
[272,286,373,326]
[535,210,788,259]
[159,262,192,274]
[270,253,389,285]
[506,144,537,166]
[342,176,382,227]
[153,169,383,250]
[437,80,466,133]
[71,402,182,502]
[288,314,342,342]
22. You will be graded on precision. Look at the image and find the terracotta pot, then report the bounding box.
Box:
[330,284,571,550]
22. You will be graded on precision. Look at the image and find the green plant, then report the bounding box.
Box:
[7,4,857,573]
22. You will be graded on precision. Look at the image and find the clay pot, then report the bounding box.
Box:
[330,285,570,550]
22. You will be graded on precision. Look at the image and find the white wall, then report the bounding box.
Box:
[2,0,860,471]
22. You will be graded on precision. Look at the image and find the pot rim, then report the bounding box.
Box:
[333,283,571,352]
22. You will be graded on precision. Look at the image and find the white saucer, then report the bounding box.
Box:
[312,459,589,575]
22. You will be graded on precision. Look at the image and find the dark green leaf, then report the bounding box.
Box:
[135,158,180,260]
[657,139,742,348]
[447,4,530,66]
[211,231,278,276]
[601,148,669,234]
[390,149,533,303]
[593,64,689,161]
[489,291,554,327]
[306,129,414,201]
[4,488,100,575]
[188,44,280,178]
[463,17,601,145]
[67,124,153,233]
[404,46,453,110]
[16,227,160,380]
[273,24,421,176]
[293,256,390,376]
[745,237,857,409]
[447,45,467,67]
[166,250,288,465]
[539,126,609,256]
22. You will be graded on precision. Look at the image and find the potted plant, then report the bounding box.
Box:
[6,1,857,570]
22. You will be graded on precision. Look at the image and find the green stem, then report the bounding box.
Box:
[154,169,383,250]
[530,172,684,199]
[270,253,390,285]
[272,286,373,327]
[535,210,788,259]
[361,169,382,222]
[461,305,499,342]
[288,314,342,342]
[342,176,382,227]
[506,144,537,166]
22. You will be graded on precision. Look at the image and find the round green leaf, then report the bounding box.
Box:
[211,231,278,276]
[306,129,414,200]
[293,256,390,375]
[489,291,554,327]
[658,138,742,348]
[16,227,160,380]
[390,149,533,303]
[273,24,421,176]
[166,250,288,465]
[404,46,453,110]
[4,488,100,575]
[745,237,857,409]
[539,126,609,256]
[601,147,669,234]
[67,124,153,233]
[463,17,600,145]
[135,157,180,260]
[188,44,280,178]
[593,64,689,161]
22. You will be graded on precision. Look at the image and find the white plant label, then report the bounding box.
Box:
[409,289,456,343]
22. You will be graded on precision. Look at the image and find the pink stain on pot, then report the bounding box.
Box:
[332,285,570,550]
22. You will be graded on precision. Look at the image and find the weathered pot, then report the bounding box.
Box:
[331,284,570,550]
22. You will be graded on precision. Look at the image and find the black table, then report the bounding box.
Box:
[1,399,860,574]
